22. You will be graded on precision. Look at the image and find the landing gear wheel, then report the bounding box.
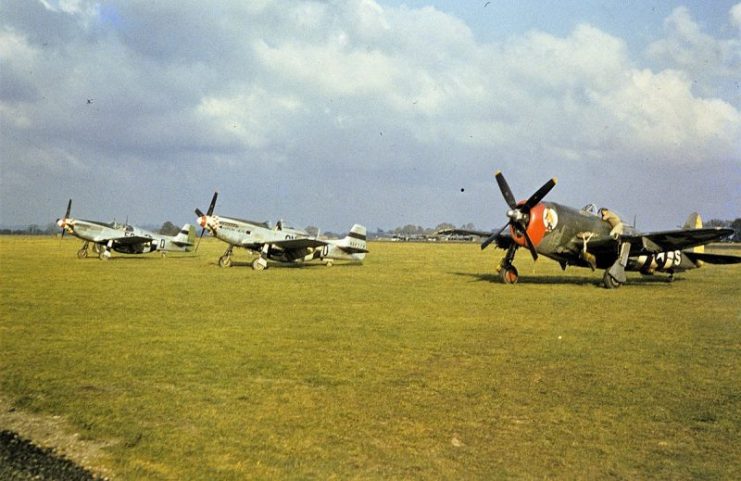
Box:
[500,265,519,284]
[325,260,334,267]
[99,250,111,261]
[219,255,232,268]
[252,257,267,271]
[77,248,88,259]
[603,270,622,289]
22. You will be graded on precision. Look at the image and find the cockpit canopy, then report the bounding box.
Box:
[581,203,600,216]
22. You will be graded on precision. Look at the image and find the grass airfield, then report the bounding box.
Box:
[1,236,739,480]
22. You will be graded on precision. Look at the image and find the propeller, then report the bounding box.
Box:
[481,171,557,261]
[194,192,218,252]
[57,199,73,240]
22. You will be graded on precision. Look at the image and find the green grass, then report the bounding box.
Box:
[1,237,739,480]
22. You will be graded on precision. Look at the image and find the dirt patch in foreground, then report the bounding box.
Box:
[0,395,114,480]
[0,430,107,480]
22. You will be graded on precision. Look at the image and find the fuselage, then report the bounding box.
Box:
[198,214,367,265]
[61,218,194,254]
[518,201,704,274]
[517,202,624,269]
[203,215,309,250]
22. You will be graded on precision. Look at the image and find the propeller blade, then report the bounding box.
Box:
[521,229,539,261]
[207,192,218,216]
[495,171,517,209]
[481,224,507,250]
[195,192,218,252]
[59,198,73,240]
[523,177,557,210]
[195,228,206,253]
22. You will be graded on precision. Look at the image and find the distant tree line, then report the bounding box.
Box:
[1,221,183,236]
[4,219,740,241]
[372,223,478,239]
[705,219,741,240]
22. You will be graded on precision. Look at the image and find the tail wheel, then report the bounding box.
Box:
[500,265,519,284]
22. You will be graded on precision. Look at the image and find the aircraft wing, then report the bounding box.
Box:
[623,228,734,254]
[437,228,514,250]
[436,228,492,238]
[110,235,155,245]
[684,251,741,265]
[267,238,328,250]
[85,231,152,244]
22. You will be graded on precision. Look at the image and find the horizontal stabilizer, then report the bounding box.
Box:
[685,251,741,265]
[338,245,370,254]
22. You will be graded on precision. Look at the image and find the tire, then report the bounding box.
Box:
[252,258,267,271]
[603,270,622,289]
[500,265,519,284]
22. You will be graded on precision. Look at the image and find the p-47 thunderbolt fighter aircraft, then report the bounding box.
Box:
[57,199,196,259]
[439,172,739,288]
[195,193,368,270]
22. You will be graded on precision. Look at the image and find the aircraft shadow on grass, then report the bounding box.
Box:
[73,254,198,262]
[451,271,685,287]
[212,258,359,269]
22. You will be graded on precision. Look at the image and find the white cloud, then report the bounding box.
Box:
[730,3,741,29]
[197,87,304,150]
[0,0,739,228]
[645,6,740,100]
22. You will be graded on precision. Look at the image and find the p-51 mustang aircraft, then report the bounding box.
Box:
[195,192,368,269]
[439,172,739,288]
[57,199,196,259]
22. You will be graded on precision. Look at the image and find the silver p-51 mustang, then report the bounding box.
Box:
[195,193,368,269]
[57,199,196,259]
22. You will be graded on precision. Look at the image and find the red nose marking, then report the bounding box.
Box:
[511,203,546,248]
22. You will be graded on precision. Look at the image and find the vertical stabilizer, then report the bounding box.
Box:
[175,224,197,251]
[683,213,704,261]
[683,212,702,230]
[344,224,367,250]
[335,224,367,261]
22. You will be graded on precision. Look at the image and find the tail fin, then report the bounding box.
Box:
[683,213,704,255]
[683,213,704,266]
[174,224,197,251]
[683,212,702,230]
[339,224,368,256]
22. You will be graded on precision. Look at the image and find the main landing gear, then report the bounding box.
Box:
[251,257,268,271]
[77,241,89,259]
[251,244,270,271]
[98,242,112,260]
[497,244,519,284]
[218,246,233,268]
[77,242,110,260]
[602,241,631,289]
[499,264,519,284]
[219,245,271,270]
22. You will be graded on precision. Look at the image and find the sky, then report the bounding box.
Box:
[1,0,739,232]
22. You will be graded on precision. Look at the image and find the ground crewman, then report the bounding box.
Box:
[599,208,623,239]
